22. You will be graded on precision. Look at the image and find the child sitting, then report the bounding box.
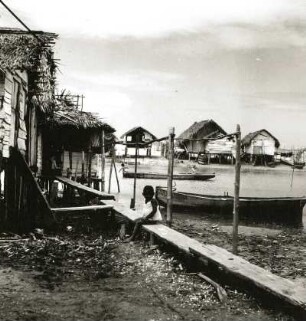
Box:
[124,185,162,242]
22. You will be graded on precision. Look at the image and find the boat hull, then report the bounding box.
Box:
[156,187,306,226]
[123,172,215,180]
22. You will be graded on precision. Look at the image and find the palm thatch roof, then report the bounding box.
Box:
[178,120,227,140]
[44,91,115,132]
[242,129,280,148]
[42,91,115,152]
[0,28,58,112]
[120,126,157,139]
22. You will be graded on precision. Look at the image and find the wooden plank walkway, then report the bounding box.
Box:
[51,205,113,213]
[102,199,306,316]
[55,176,115,200]
[103,199,142,221]
[144,223,306,316]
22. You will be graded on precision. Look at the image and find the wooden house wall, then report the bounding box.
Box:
[184,140,205,154]
[244,132,276,156]
[126,147,151,156]
[205,137,235,155]
[124,130,154,144]
[0,70,28,158]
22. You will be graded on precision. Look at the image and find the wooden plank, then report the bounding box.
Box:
[142,224,202,252]
[51,205,113,213]
[142,223,306,315]
[189,244,306,313]
[55,176,115,200]
[103,199,142,222]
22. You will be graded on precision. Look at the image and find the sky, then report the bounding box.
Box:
[1,0,306,147]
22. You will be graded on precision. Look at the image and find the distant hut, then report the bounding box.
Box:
[178,120,229,161]
[42,92,115,182]
[241,129,280,165]
[120,126,158,157]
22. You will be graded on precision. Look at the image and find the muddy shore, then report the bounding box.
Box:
[0,159,305,320]
[0,231,297,321]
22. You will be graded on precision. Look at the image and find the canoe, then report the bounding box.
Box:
[122,171,215,180]
[280,158,305,169]
[155,187,306,225]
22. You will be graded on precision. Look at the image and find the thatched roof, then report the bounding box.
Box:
[41,91,116,152]
[178,120,227,140]
[0,28,58,112]
[120,126,157,139]
[242,129,280,148]
[44,91,115,133]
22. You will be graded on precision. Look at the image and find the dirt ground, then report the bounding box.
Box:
[0,228,298,321]
[171,212,306,282]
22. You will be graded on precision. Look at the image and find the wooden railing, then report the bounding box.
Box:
[1,147,56,232]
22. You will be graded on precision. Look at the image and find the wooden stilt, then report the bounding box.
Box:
[87,145,92,187]
[112,147,120,193]
[108,145,114,194]
[101,130,105,192]
[131,136,139,209]
[232,124,241,255]
[81,150,85,181]
[167,127,175,227]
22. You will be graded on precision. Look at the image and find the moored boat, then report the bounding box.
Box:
[123,171,215,180]
[156,187,306,225]
[280,157,305,169]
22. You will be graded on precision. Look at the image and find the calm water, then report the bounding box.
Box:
[106,160,306,227]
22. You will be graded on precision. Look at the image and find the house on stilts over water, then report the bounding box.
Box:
[119,126,161,158]
[41,91,115,188]
[241,129,280,166]
[178,120,235,164]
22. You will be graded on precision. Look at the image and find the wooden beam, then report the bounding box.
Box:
[55,176,115,200]
[166,127,175,227]
[101,130,105,191]
[51,205,113,213]
[232,124,241,254]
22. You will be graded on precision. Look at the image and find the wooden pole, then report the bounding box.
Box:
[101,130,105,192]
[108,146,114,194]
[81,150,85,177]
[166,127,175,227]
[232,124,241,255]
[131,135,139,209]
[68,150,73,178]
[87,145,92,187]
[112,146,120,193]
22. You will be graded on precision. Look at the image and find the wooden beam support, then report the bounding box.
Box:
[51,204,113,213]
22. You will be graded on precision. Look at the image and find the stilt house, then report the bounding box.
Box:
[178,120,234,162]
[0,28,58,231]
[42,92,115,182]
[120,126,159,157]
[241,129,280,165]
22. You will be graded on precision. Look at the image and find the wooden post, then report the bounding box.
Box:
[232,124,241,255]
[112,146,120,193]
[101,130,105,192]
[69,150,72,172]
[87,145,92,187]
[131,135,139,209]
[167,127,175,227]
[81,150,85,177]
[108,145,114,194]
